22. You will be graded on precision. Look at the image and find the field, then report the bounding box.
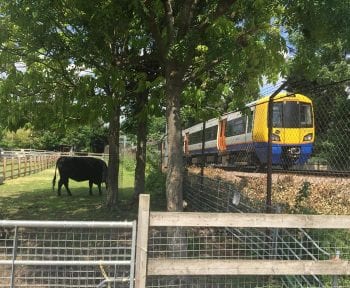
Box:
[0,165,139,221]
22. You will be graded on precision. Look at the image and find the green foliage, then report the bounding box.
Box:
[287,39,350,171]
[0,128,33,149]
[121,152,136,172]
[33,131,61,151]
[0,124,108,152]
[145,146,166,210]
[294,181,311,212]
[147,116,166,141]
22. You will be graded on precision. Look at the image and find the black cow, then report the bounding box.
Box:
[52,156,108,196]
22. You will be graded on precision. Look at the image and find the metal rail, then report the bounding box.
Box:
[0,220,137,288]
[213,164,350,177]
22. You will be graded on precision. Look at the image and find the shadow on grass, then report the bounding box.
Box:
[0,186,138,221]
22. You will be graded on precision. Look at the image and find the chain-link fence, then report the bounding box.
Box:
[287,79,350,173]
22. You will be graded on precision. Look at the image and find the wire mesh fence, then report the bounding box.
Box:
[175,173,350,287]
[147,275,349,288]
[287,80,350,173]
[0,220,136,288]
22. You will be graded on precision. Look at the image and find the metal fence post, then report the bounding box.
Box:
[266,82,288,212]
[10,226,18,288]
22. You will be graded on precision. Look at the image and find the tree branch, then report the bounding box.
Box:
[162,0,175,45]
[197,0,237,34]
[177,0,198,38]
[142,0,167,64]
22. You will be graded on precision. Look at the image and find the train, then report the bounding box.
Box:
[179,92,314,169]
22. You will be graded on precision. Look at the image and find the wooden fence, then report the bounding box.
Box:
[0,153,59,181]
[0,150,109,181]
[135,194,350,288]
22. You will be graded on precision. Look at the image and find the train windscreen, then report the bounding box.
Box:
[273,102,313,128]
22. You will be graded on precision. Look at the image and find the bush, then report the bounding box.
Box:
[145,145,166,210]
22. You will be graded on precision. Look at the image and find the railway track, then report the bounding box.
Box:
[210,164,350,178]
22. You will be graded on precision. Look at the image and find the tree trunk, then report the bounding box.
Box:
[133,93,148,202]
[165,64,184,212]
[107,103,120,210]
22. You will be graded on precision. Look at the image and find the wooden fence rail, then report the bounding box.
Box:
[135,194,350,288]
[0,154,59,181]
[0,152,108,182]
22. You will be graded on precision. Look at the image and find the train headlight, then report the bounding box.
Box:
[303,133,313,141]
[272,133,280,141]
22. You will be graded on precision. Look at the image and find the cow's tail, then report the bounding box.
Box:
[52,160,59,192]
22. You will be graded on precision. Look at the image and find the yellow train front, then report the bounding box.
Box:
[252,93,314,168]
[182,93,315,169]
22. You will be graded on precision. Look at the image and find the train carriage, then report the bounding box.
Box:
[182,93,315,169]
[183,117,219,164]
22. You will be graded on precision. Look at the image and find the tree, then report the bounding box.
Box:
[137,0,289,211]
[0,1,147,208]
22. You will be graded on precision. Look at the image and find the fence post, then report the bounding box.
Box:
[266,82,288,212]
[3,157,6,179]
[11,157,14,179]
[17,157,20,177]
[135,194,150,288]
[24,157,27,176]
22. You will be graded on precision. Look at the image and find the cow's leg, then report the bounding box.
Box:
[97,183,102,196]
[62,178,72,196]
[89,180,93,195]
[57,178,63,196]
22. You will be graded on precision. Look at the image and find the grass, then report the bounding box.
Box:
[0,165,139,221]
[0,151,168,221]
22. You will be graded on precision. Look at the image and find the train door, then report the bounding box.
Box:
[217,119,227,152]
[245,109,254,149]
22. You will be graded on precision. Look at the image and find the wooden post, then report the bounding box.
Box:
[24,157,27,176]
[3,158,6,179]
[17,157,20,177]
[11,157,14,179]
[135,194,150,288]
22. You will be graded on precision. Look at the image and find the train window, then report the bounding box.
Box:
[188,125,218,145]
[205,125,218,141]
[226,117,246,136]
[283,101,299,128]
[189,130,202,145]
[246,111,253,133]
[300,103,313,128]
[272,103,283,127]
[272,101,313,128]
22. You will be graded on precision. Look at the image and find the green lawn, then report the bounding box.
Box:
[0,166,139,221]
